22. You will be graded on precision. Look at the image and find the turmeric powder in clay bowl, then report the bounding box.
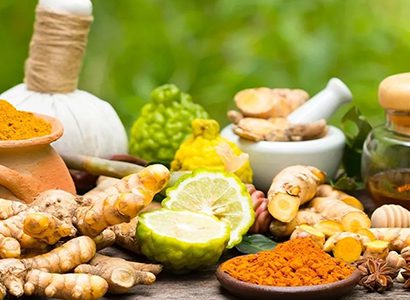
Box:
[216,238,362,300]
[0,100,75,203]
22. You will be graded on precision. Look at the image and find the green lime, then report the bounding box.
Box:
[136,209,230,273]
[162,169,255,248]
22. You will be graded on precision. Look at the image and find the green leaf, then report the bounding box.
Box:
[330,175,358,191]
[235,234,277,254]
[340,106,373,180]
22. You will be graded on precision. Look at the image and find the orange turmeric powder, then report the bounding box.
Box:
[220,238,354,286]
[0,100,51,140]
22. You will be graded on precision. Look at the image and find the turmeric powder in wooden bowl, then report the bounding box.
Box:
[216,238,361,300]
[0,100,75,202]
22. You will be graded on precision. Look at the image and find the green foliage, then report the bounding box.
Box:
[1,0,410,132]
[236,234,277,254]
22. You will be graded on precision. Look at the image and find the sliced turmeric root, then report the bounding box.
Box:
[341,196,364,211]
[341,211,371,233]
[290,225,325,247]
[268,165,326,222]
[332,237,362,263]
[314,220,343,237]
[356,228,376,241]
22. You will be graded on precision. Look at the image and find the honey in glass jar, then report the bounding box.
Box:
[362,73,410,209]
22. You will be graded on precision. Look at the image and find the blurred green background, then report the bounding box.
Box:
[1,0,410,131]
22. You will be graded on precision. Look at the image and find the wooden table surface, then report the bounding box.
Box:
[22,192,410,299]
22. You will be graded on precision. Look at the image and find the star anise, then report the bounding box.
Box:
[401,264,410,289]
[357,258,398,293]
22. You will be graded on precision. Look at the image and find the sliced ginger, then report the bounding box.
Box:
[364,240,390,259]
[268,165,326,223]
[234,88,277,119]
[234,87,309,119]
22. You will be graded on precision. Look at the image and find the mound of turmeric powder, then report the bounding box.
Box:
[220,238,354,286]
[0,100,51,140]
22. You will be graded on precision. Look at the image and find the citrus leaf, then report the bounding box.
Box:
[235,234,277,254]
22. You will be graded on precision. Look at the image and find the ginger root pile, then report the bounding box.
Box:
[228,87,328,142]
[0,164,169,299]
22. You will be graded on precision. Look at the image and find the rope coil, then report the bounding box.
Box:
[24,7,93,93]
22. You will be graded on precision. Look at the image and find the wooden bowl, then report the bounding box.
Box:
[216,266,362,300]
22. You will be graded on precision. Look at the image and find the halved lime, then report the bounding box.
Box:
[136,209,230,273]
[162,169,255,248]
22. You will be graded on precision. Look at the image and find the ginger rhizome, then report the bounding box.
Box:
[268,165,326,222]
[0,164,169,258]
[0,165,170,299]
[24,270,108,300]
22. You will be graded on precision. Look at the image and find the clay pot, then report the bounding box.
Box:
[0,113,76,203]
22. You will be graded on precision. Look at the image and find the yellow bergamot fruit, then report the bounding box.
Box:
[171,119,253,183]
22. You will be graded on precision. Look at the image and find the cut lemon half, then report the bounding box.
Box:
[162,169,254,248]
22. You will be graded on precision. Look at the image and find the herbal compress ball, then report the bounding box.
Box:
[129,84,208,162]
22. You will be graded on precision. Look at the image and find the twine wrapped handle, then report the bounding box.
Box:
[24,7,93,93]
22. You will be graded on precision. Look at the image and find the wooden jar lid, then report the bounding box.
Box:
[379,73,410,111]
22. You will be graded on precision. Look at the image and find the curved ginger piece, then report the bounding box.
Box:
[268,165,326,222]
[24,269,108,300]
[23,212,76,244]
[309,197,370,232]
[0,198,27,220]
[112,217,140,254]
[0,234,20,258]
[22,236,96,273]
[75,164,170,236]
[316,184,364,211]
[0,258,26,297]
[75,254,162,294]
[0,209,47,249]
[92,228,116,250]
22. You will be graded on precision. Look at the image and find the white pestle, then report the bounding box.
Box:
[39,0,92,15]
[287,78,352,123]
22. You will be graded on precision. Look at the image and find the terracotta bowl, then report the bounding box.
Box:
[0,113,76,203]
[216,266,362,300]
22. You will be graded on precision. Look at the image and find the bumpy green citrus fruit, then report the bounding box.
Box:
[129,84,208,163]
[136,209,230,273]
[162,169,254,248]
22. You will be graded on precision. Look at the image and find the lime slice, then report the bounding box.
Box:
[162,169,255,248]
[136,209,230,273]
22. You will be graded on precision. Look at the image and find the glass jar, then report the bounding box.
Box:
[362,73,410,209]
